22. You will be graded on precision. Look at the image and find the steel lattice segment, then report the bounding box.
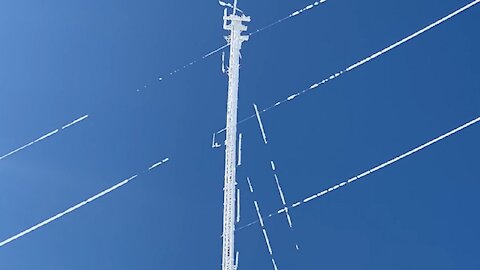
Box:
[221,10,250,270]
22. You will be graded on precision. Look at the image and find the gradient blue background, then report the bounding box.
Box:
[0,0,479,269]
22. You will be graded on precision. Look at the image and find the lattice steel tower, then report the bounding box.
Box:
[221,2,250,270]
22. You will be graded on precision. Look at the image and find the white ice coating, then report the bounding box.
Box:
[254,201,264,228]
[1,115,89,161]
[286,116,480,209]
[271,258,279,270]
[0,175,138,247]
[249,177,280,270]
[143,42,226,89]
[274,173,293,228]
[148,157,170,170]
[35,129,59,142]
[269,160,297,249]
[246,177,254,193]
[274,174,287,206]
[235,251,239,270]
[236,188,241,223]
[262,229,273,255]
[153,0,328,89]
[237,133,242,166]
[253,104,268,144]
[285,209,293,228]
[219,1,244,14]
[61,115,89,130]
[217,0,480,134]
[287,94,298,101]
[203,44,230,59]
[1,154,171,247]
[303,195,317,203]
[292,202,301,208]
[289,0,327,18]
[222,51,226,74]
[0,142,35,160]
[270,160,276,171]
[260,213,279,270]
[236,116,480,232]
[249,0,328,37]
[212,133,222,148]
[345,0,480,72]
[266,0,480,111]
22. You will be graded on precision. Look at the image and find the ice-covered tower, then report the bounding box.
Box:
[221,2,250,270]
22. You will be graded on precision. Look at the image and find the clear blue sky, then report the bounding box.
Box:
[0,0,479,269]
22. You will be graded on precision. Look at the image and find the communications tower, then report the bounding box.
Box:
[221,2,250,270]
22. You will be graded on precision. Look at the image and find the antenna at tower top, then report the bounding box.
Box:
[219,1,244,14]
[233,0,238,14]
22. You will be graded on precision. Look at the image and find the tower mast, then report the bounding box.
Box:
[221,4,250,270]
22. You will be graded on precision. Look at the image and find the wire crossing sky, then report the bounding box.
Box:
[0,115,88,161]
[0,157,169,248]
[217,0,480,134]
[0,0,329,162]
[247,177,279,270]
[137,0,328,88]
[237,115,480,231]
[269,160,300,251]
[252,103,299,249]
[0,1,477,268]
[270,161,293,229]
[248,0,327,37]
[253,104,268,144]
